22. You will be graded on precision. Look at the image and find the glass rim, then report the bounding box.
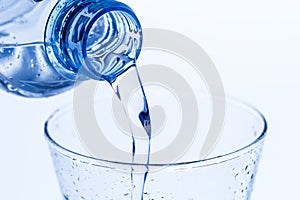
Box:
[44,97,267,167]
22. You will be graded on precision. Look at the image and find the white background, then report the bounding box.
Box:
[1,0,300,199]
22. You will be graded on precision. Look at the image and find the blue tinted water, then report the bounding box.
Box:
[0,43,74,97]
[109,64,151,200]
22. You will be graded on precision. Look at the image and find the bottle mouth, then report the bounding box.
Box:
[83,8,142,82]
[45,0,142,81]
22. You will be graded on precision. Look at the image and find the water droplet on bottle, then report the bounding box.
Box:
[56,5,62,10]
[47,48,52,54]
[7,84,18,92]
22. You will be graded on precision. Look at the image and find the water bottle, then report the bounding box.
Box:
[0,0,142,97]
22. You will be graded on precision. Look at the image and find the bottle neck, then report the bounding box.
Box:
[45,0,143,82]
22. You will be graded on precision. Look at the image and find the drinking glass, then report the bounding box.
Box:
[44,94,267,200]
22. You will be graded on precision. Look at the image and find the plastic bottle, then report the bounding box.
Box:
[0,0,142,97]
